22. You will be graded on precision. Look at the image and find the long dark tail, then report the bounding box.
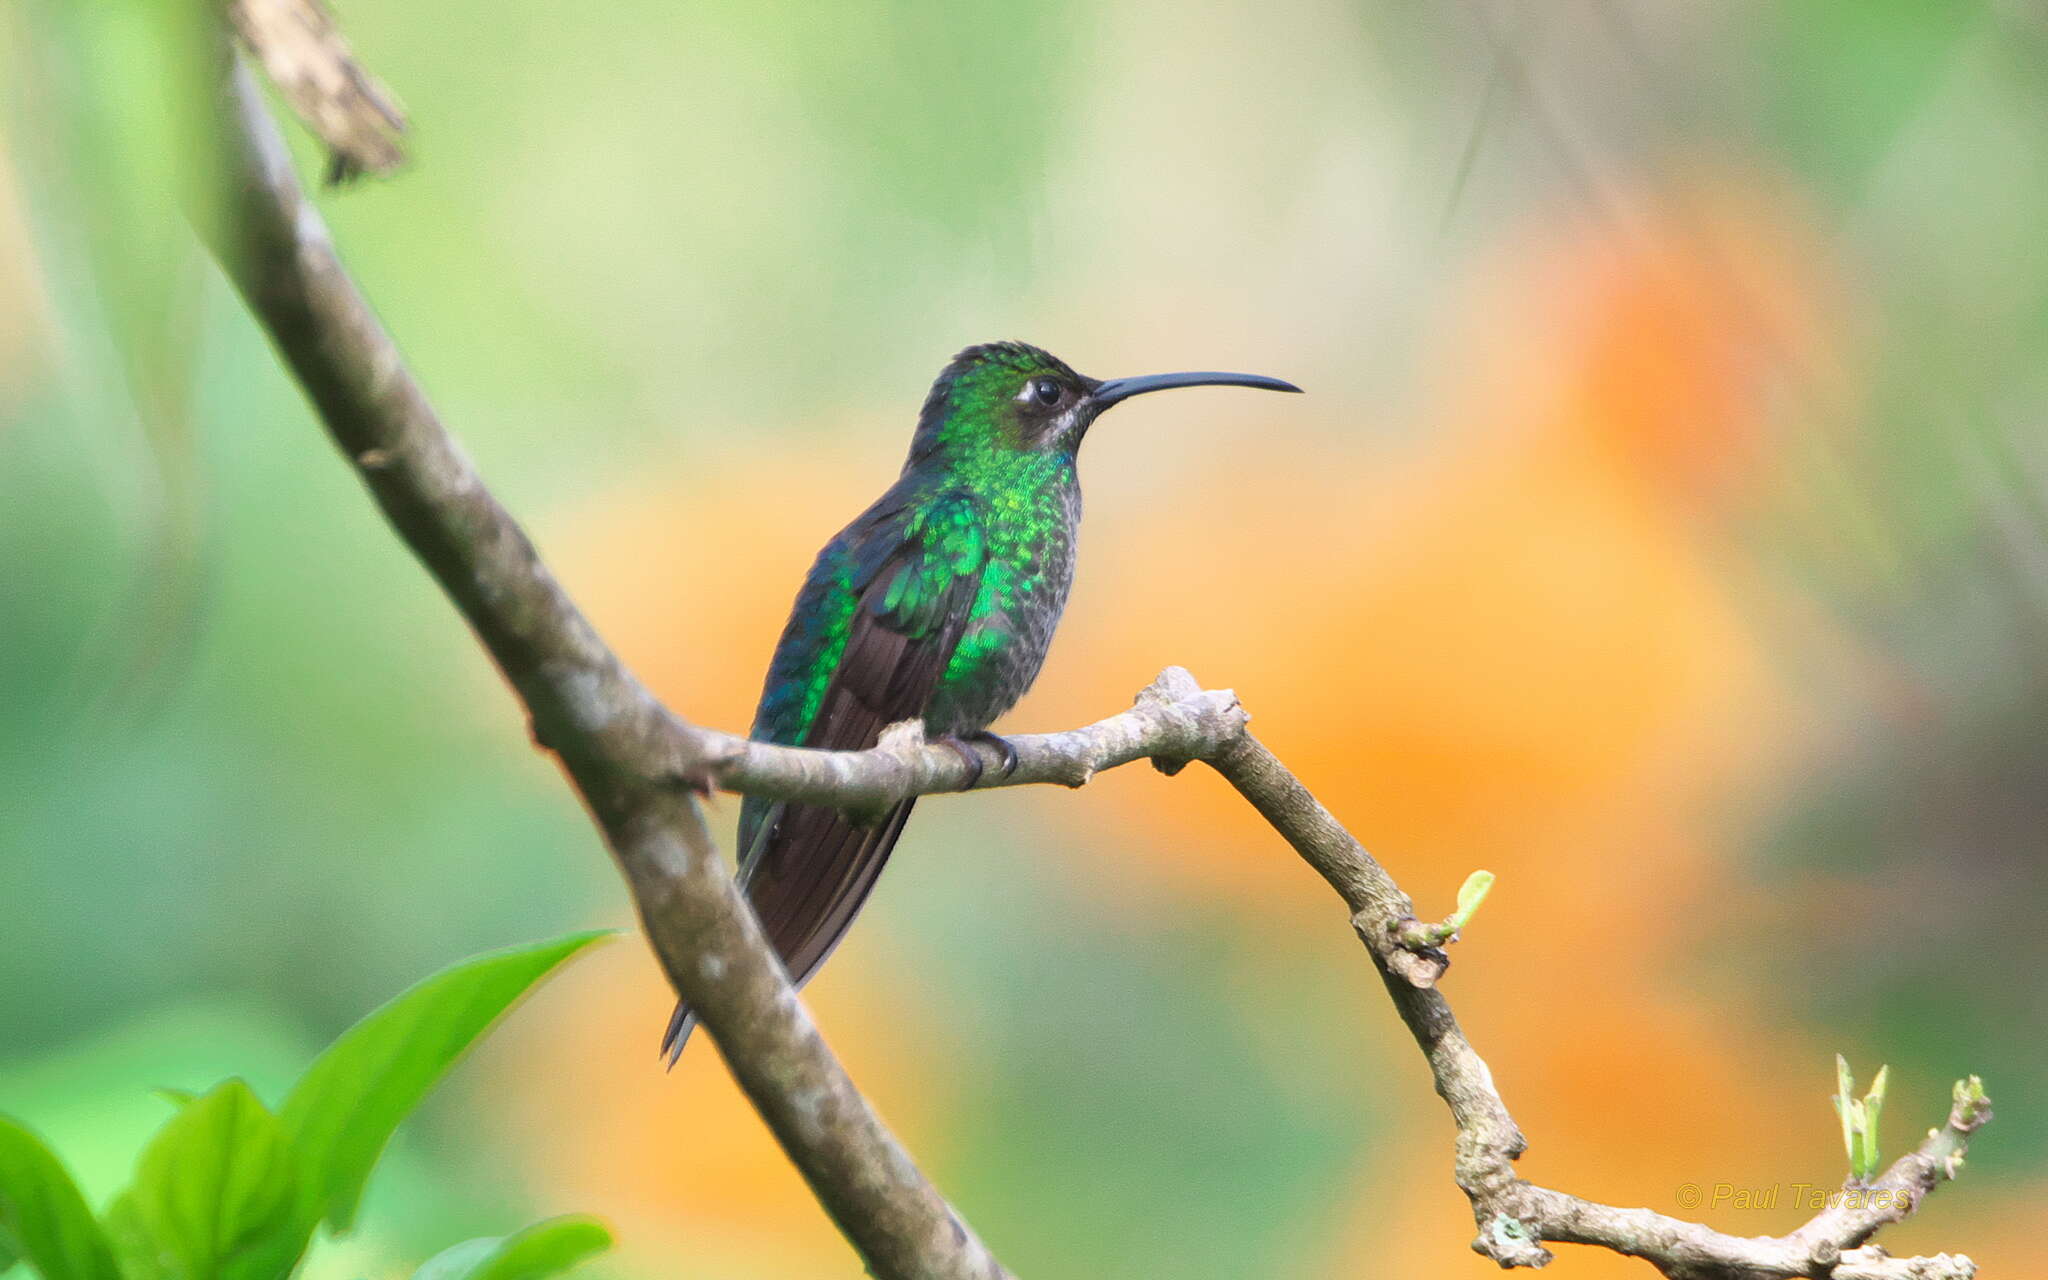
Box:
[662,797,917,1065]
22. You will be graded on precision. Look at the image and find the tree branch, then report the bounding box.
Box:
[202,55,1009,1280]
[208,19,1993,1280]
[228,0,406,182]
[692,671,1249,808]
[1204,735,1990,1280]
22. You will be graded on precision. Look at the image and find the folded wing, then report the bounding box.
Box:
[663,495,985,1061]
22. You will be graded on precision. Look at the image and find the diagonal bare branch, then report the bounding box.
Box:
[199,54,1009,1280]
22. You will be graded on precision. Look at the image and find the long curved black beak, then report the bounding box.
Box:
[1089,370,1302,408]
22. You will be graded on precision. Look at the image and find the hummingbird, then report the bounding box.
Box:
[663,341,1299,1061]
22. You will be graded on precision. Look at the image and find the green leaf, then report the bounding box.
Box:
[0,1117,120,1280]
[413,1240,498,1280]
[101,1192,163,1280]
[1833,1054,1858,1169]
[410,1216,612,1280]
[281,932,614,1232]
[1446,869,1495,934]
[118,1080,312,1280]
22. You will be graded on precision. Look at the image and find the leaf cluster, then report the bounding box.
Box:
[0,934,613,1280]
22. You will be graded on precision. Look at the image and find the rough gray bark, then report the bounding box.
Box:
[205,23,1995,1280]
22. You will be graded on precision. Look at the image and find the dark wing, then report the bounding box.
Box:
[663,495,985,1062]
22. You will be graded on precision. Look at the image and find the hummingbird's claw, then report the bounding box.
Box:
[971,731,1020,778]
[935,732,1018,787]
[936,734,986,789]
[942,731,1021,784]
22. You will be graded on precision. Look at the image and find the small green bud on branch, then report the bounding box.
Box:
[1395,869,1496,949]
[1834,1056,1890,1184]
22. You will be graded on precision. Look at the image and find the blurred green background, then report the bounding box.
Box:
[5,2,2047,1275]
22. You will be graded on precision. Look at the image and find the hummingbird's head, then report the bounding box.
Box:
[908,341,1300,464]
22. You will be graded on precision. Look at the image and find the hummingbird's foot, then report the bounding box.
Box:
[935,735,987,789]
[935,732,1018,788]
[964,730,1020,778]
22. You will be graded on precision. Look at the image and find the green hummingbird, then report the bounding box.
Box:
[664,341,1299,1060]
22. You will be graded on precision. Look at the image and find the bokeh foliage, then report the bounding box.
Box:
[0,934,610,1280]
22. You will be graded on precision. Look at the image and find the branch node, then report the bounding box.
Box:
[1138,665,1204,706]
[1364,912,1449,988]
[669,734,743,798]
[1475,1211,1551,1269]
[877,718,927,753]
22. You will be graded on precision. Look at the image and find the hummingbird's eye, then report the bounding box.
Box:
[1027,377,1063,407]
